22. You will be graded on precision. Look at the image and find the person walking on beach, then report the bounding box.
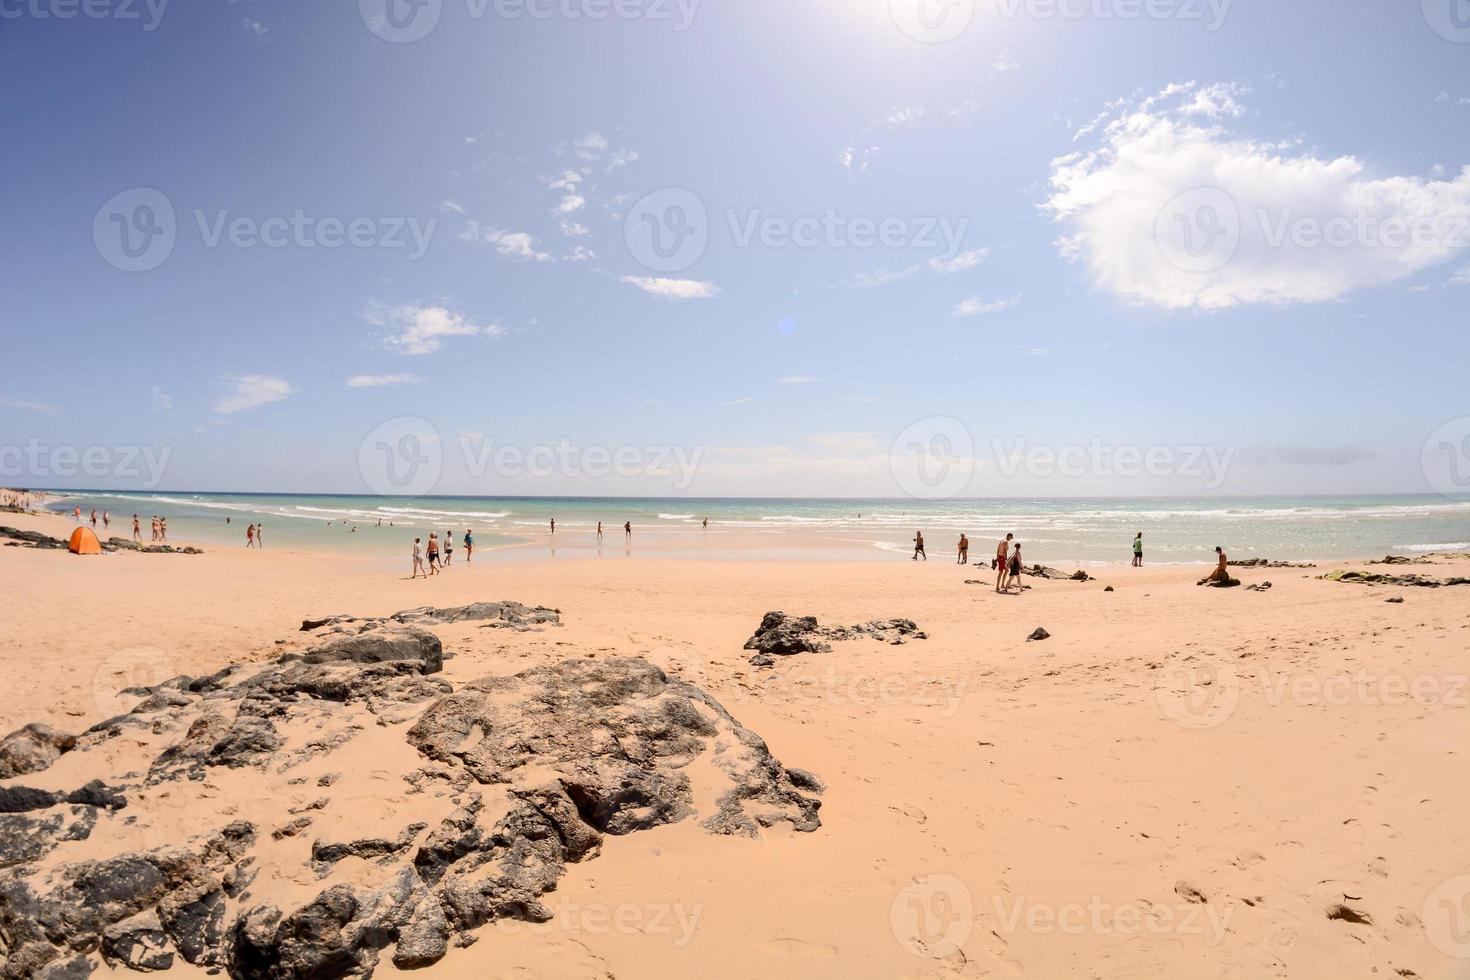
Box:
[426,533,440,574]
[1006,543,1024,592]
[150,516,158,541]
[443,532,453,567]
[995,533,1014,593]
[702,517,708,529]
[411,538,426,579]
[597,521,604,542]
[1132,532,1143,567]
[255,523,262,548]
[102,511,110,531]
[90,509,97,528]
[463,529,474,563]
[74,505,82,524]
[132,514,141,543]
[550,518,556,534]
[624,521,632,540]
[246,524,256,548]
[957,533,969,565]
[159,517,167,542]
[912,531,926,561]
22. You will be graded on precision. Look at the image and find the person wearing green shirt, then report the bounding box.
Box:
[1132,532,1143,567]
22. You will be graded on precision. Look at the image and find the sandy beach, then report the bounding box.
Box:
[1,503,1466,979]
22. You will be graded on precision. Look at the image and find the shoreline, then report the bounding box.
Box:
[7,489,1464,567]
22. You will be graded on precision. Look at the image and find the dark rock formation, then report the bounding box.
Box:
[0,527,68,550]
[1026,627,1051,642]
[0,613,820,977]
[0,527,202,555]
[1229,558,1316,568]
[0,723,77,779]
[300,602,563,635]
[1322,570,1470,588]
[743,611,927,665]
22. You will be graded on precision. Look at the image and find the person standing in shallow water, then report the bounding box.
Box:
[912,531,926,561]
[1133,532,1143,567]
[956,533,969,565]
[463,529,474,563]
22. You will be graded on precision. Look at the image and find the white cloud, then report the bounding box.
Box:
[574,132,610,161]
[366,304,502,355]
[346,373,423,388]
[441,200,466,214]
[211,375,294,415]
[621,277,721,300]
[1044,81,1470,310]
[777,375,820,385]
[243,17,267,35]
[952,295,1019,317]
[1452,265,1470,286]
[0,396,58,414]
[723,397,752,407]
[930,248,991,274]
[831,264,921,289]
[556,194,586,215]
[607,148,640,170]
[884,105,925,126]
[150,387,172,412]
[459,222,552,262]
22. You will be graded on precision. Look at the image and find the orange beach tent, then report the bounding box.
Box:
[68,527,102,555]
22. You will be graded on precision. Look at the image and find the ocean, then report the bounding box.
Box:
[35,491,1470,565]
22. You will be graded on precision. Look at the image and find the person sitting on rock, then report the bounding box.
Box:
[1198,546,1231,586]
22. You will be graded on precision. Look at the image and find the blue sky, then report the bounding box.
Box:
[3,0,1470,497]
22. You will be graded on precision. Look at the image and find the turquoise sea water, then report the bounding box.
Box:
[36,491,1470,564]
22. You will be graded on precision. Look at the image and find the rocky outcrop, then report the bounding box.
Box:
[106,539,204,555]
[1229,558,1316,568]
[743,611,927,666]
[1024,564,1095,581]
[0,723,77,778]
[0,821,254,979]
[0,527,202,555]
[302,626,444,673]
[300,602,562,636]
[0,527,68,550]
[408,657,822,840]
[0,611,820,977]
[1321,570,1470,588]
